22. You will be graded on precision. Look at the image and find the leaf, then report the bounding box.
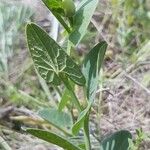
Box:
[39,108,73,130]
[26,23,85,86]
[41,0,71,33]
[42,0,64,15]
[72,101,92,135]
[72,42,107,135]
[58,81,75,111]
[100,130,132,150]
[68,136,85,149]
[69,0,99,45]
[26,129,82,150]
[58,89,71,111]
[82,41,107,101]
[62,0,76,17]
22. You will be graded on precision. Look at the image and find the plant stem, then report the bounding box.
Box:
[82,86,91,149]
[67,40,72,55]
[53,12,71,33]
[60,74,82,112]
[83,112,91,150]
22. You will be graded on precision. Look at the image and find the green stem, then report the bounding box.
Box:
[83,113,91,150]
[68,16,74,28]
[83,86,91,149]
[67,40,72,55]
[60,74,82,112]
[53,12,71,33]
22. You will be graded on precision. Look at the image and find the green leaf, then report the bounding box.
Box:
[69,0,99,45]
[58,81,75,111]
[41,0,71,33]
[83,41,107,101]
[58,89,71,111]
[26,23,85,86]
[39,108,73,130]
[100,130,132,150]
[68,136,85,149]
[42,0,64,15]
[72,42,107,135]
[26,129,82,150]
[72,101,92,135]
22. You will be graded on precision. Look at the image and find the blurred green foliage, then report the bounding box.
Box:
[111,0,150,55]
[0,1,33,77]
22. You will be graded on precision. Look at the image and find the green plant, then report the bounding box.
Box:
[128,128,150,150]
[25,0,132,149]
[111,0,150,57]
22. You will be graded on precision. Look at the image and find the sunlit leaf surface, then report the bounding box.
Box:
[26,23,85,86]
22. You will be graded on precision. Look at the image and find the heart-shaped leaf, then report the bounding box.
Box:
[69,0,99,45]
[26,129,82,150]
[100,130,132,150]
[26,23,85,86]
[39,108,73,131]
